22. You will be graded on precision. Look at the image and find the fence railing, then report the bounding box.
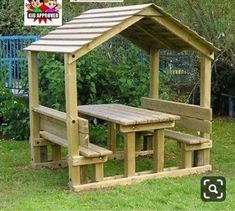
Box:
[0,35,39,95]
[0,35,196,96]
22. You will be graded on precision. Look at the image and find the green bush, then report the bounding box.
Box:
[0,84,29,140]
[1,37,176,140]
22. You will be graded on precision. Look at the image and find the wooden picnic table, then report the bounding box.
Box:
[78,104,180,177]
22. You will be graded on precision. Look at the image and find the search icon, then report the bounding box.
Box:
[208,184,218,194]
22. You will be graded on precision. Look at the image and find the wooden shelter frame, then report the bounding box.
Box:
[25,4,219,191]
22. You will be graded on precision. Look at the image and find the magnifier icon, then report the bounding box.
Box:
[208,184,218,194]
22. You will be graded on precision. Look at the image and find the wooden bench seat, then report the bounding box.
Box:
[40,131,112,158]
[80,143,112,158]
[164,130,210,145]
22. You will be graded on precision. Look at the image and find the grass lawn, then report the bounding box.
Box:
[0,118,235,210]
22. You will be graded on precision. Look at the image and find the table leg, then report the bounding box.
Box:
[124,132,135,177]
[108,122,117,153]
[153,129,164,172]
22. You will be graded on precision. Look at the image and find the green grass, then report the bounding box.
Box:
[0,118,235,210]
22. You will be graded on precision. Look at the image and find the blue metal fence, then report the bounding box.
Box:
[0,35,39,95]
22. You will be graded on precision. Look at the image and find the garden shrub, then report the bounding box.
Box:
[0,83,29,140]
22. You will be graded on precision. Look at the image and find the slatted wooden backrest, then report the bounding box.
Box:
[33,105,89,146]
[141,97,212,134]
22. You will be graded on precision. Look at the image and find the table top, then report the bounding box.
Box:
[78,104,180,126]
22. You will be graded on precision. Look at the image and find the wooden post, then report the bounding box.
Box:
[108,122,117,153]
[145,48,160,151]
[28,51,47,163]
[149,48,160,98]
[135,133,142,152]
[153,129,164,172]
[52,145,61,161]
[92,163,104,182]
[124,132,135,177]
[64,54,80,187]
[181,145,192,168]
[197,54,212,166]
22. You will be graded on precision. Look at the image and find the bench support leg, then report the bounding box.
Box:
[124,132,136,177]
[52,145,61,161]
[181,145,192,168]
[93,163,104,182]
[153,129,164,172]
[108,122,117,153]
[80,166,88,184]
[135,133,142,152]
[143,136,153,151]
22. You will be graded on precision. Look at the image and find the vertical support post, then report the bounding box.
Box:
[181,145,192,168]
[124,132,135,177]
[28,51,47,163]
[197,54,212,166]
[149,48,160,99]
[108,122,117,153]
[52,145,61,161]
[64,54,80,187]
[153,129,164,172]
[135,133,142,152]
[92,163,104,182]
[144,48,160,151]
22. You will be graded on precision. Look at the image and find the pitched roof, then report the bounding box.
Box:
[24,3,219,59]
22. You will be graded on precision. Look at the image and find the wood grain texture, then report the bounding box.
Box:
[124,132,136,177]
[141,97,212,120]
[78,104,179,125]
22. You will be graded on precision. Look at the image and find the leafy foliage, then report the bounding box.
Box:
[0,83,29,140]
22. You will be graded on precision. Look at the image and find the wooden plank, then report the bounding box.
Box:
[72,156,108,166]
[135,133,142,152]
[79,146,100,158]
[165,130,210,145]
[75,10,142,19]
[198,55,212,166]
[49,28,110,34]
[120,121,175,133]
[143,135,153,151]
[200,55,212,109]
[31,160,68,169]
[108,122,117,153]
[72,165,212,192]
[108,150,153,160]
[40,115,89,142]
[141,97,212,120]
[78,104,179,126]
[33,105,66,122]
[153,129,164,172]
[69,16,144,63]
[149,49,160,99]
[88,143,112,156]
[177,116,212,133]
[135,23,176,50]
[40,116,67,139]
[151,16,214,60]
[68,16,132,24]
[32,40,88,46]
[92,163,104,182]
[184,141,212,151]
[64,54,80,186]
[52,145,61,161]
[28,51,46,163]
[24,45,79,53]
[81,4,151,14]
[41,34,101,40]
[124,132,136,177]
[59,22,121,29]
[181,145,192,168]
[40,131,68,147]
